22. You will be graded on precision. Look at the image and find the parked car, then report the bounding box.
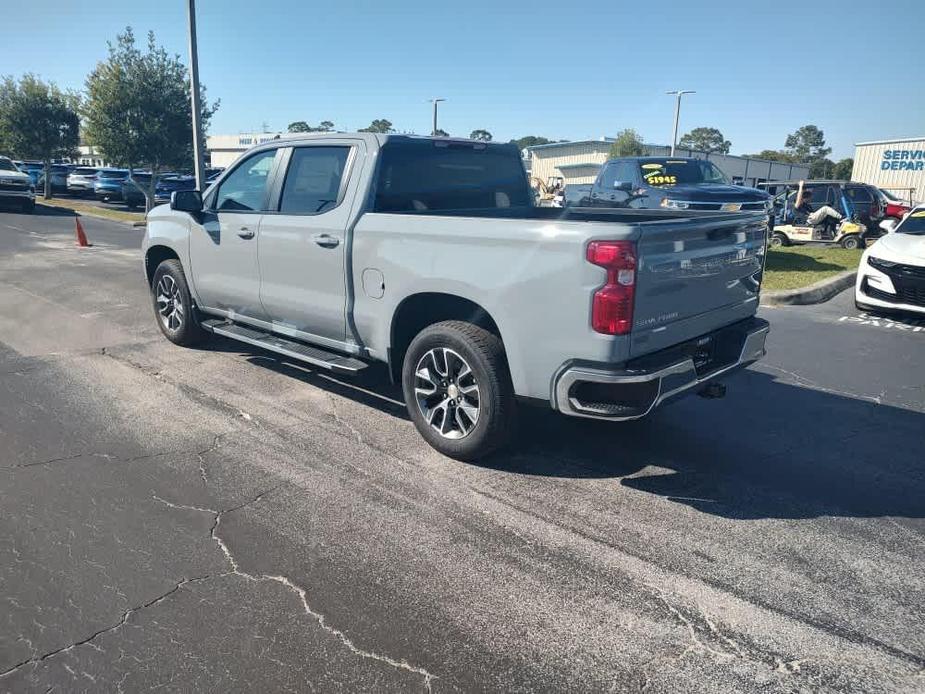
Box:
[763,180,886,248]
[154,175,196,205]
[36,164,72,194]
[879,188,916,220]
[19,162,45,186]
[122,172,156,209]
[571,157,771,213]
[66,166,100,196]
[94,168,129,202]
[856,206,925,316]
[142,134,770,459]
[0,156,35,213]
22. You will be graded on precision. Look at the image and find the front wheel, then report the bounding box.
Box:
[150,259,208,346]
[769,232,788,248]
[20,199,35,214]
[402,320,515,461]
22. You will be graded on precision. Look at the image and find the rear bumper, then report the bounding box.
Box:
[552,317,769,420]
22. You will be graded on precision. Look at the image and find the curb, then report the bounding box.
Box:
[761,269,857,306]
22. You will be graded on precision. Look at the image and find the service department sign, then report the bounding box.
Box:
[882,149,925,171]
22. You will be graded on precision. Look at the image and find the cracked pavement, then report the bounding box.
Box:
[1,208,923,692]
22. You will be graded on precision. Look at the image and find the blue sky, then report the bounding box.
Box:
[4,0,923,159]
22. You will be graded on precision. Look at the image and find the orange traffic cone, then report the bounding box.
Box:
[75,217,91,247]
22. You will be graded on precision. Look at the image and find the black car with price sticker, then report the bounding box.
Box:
[572,156,771,214]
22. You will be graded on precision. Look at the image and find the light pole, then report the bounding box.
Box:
[429,98,446,136]
[187,0,206,190]
[666,90,695,156]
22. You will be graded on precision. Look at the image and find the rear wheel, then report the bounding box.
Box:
[151,259,208,346]
[769,232,788,248]
[401,320,515,461]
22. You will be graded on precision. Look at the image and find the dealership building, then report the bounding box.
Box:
[527,138,809,189]
[852,137,924,203]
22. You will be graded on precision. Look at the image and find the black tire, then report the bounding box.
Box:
[20,199,35,214]
[769,232,788,248]
[840,235,860,250]
[401,320,515,461]
[150,259,208,346]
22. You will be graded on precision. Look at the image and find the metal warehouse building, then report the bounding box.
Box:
[852,137,925,202]
[528,138,809,188]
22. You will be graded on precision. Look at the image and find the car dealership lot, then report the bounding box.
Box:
[1,210,923,692]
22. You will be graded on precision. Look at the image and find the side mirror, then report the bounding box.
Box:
[171,189,202,213]
[879,218,897,233]
[614,181,633,192]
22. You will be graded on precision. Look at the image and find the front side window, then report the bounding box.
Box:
[214,149,277,212]
[279,146,350,214]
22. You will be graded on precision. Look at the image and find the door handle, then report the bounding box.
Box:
[237,226,255,239]
[313,233,340,248]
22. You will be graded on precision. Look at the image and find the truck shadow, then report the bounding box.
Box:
[203,337,924,521]
[495,368,925,520]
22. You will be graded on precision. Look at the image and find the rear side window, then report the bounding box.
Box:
[373,141,531,213]
[279,146,350,214]
[845,186,873,205]
[214,149,277,212]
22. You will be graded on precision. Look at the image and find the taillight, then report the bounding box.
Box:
[587,240,636,335]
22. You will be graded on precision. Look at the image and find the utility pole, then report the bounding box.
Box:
[187,0,206,190]
[429,98,446,136]
[666,90,695,156]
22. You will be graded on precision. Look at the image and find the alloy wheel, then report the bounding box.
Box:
[155,275,184,333]
[414,347,480,439]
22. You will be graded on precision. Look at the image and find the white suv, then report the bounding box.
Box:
[0,157,35,213]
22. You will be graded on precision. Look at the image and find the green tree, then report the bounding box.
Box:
[809,158,836,179]
[747,149,796,163]
[0,74,79,199]
[288,120,334,133]
[609,129,646,158]
[833,158,854,180]
[433,128,449,137]
[358,118,393,133]
[677,126,731,154]
[510,135,552,150]
[469,129,492,141]
[83,28,218,211]
[784,124,831,164]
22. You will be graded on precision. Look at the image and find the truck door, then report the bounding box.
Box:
[590,161,635,208]
[189,147,281,320]
[257,141,363,345]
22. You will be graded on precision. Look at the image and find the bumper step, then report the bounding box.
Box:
[201,319,367,375]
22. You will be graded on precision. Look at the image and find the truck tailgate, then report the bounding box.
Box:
[630,211,767,358]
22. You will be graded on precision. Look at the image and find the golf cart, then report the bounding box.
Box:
[759,180,877,250]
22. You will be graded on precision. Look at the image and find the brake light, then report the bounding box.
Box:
[587,240,636,335]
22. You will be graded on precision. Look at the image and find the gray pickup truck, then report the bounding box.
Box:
[142,134,769,459]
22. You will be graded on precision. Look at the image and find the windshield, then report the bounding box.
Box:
[638,159,727,186]
[898,210,925,235]
[0,159,19,172]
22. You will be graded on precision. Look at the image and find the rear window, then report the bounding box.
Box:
[373,140,531,213]
[99,170,128,179]
[73,167,98,175]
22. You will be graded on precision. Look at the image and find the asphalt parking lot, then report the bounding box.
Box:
[1,207,923,692]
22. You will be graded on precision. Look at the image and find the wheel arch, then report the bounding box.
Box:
[144,245,182,287]
[388,292,504,383]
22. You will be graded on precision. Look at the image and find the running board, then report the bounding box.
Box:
[201,319,367,374]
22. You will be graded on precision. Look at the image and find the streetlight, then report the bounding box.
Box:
[428,98,446,136]
[187,0,205,190]
[666,90,695,156]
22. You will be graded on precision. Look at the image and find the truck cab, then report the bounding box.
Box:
[578,157,771,214]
